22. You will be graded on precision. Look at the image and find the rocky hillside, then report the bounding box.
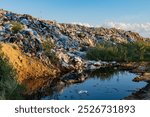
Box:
[0,9,149,81]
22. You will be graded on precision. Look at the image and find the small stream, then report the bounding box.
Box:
[38,69,147,100]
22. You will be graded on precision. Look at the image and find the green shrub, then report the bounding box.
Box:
[42,39,58,64]
[86,42,150,62]
[11,22,24,33]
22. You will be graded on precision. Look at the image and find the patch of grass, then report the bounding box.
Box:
[42,39,58,64]
[86,41,150,62]
[11,22,24,33]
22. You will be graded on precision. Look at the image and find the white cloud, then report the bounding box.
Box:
[102,22,150,38]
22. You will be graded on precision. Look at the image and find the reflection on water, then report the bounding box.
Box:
[25,69,147,100]
[87,68,120,81]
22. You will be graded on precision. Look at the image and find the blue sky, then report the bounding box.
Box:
[0,0,149,25]
[0,0,150,37]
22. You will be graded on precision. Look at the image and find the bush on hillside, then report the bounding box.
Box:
[42,39,58,64]
[86,42,150,62]
[11,22,24,33]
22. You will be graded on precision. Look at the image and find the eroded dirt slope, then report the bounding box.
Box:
[0,42,59,83]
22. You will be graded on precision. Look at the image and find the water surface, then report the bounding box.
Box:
[42,70,147,100]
